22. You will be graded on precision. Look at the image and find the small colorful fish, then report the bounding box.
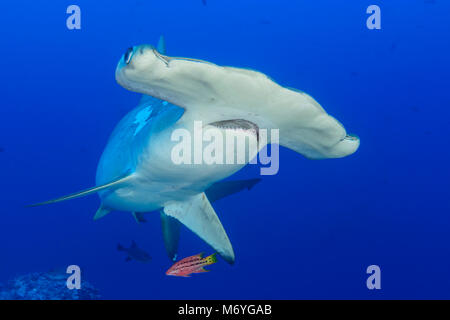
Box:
[166,253,217,277]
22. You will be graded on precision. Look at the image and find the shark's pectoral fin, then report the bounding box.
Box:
[160,210,181,261]
[27,172,133,207]
[159,178,260,260]
[94,206,111,220]
[206,178,261,203]
[163,193,235,264]
[132,212,147,223]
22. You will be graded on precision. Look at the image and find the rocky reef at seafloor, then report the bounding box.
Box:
[0,270,101,300]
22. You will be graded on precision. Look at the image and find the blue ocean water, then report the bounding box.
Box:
[1,0,449,299]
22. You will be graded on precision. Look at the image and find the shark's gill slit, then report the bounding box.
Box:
[153,49,170,66]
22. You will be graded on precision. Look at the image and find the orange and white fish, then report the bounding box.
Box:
[166,253,217,277]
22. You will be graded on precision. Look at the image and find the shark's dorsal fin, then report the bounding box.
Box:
[157,35,166,55]
[163,193,235,264]
[160,210,181,261]
[28,173,133,207]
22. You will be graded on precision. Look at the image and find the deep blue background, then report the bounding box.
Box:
[1,0,449,299]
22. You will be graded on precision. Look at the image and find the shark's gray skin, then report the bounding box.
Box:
[117,240,151,263]
[31,37,359,264]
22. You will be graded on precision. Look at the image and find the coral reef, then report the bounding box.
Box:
[0,270,101,300]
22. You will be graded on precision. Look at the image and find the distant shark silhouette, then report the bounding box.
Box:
[117,240,151,263]
[30,37,359,264]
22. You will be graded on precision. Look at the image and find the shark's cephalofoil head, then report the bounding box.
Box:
[115,43,359,160]
[115,44,170,96]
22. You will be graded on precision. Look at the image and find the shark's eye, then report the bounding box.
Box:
[124,47,134,65]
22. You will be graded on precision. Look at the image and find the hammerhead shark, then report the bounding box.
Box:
[30,37,359,264]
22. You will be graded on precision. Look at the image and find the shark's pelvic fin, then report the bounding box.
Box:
[132,212,147,223]
[163,193,235,264]
[160,210,181,261]
[94,206,111,220]
[27,173,133,207]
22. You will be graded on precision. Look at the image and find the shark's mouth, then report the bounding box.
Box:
[209,119,260,142]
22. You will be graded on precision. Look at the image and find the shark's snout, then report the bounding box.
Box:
[115,44,166,94]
